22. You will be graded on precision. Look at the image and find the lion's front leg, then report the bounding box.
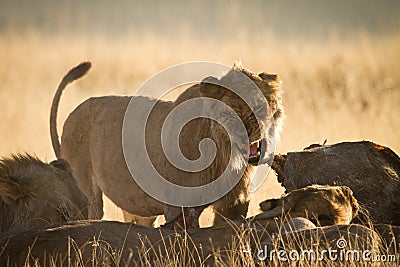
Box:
[162,206,201,229]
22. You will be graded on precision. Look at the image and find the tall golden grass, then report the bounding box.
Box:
[0,30,399,220]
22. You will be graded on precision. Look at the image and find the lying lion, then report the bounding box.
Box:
[50,62,284,227]
[255,185,359,226]
[0,154,88,235]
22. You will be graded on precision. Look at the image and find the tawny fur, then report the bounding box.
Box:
[256,185,359,226]
[0,154,88,235]
[50,62,284,226]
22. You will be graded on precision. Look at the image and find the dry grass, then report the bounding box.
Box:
[11,218,399,267]
[0,30,399,220]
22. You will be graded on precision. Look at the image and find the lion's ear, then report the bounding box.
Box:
[258,72,280,82]
[199,76,225,99]
[50,158,72,174]
[259,198,280,211]
[0,177,30,207]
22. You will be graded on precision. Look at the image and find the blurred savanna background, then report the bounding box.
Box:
[1,0,399,221]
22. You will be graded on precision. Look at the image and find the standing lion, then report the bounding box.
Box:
[50,62,283,227]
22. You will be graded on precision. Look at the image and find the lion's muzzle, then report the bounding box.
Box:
[238,138,268,166]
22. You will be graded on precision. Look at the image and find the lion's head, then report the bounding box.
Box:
[191,63,284,174]
[257,185,359,226]
[0,154,88,234]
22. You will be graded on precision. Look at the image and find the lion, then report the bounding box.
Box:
[0,154,88,235]
[50,62,284,227]
[255,185,359,226]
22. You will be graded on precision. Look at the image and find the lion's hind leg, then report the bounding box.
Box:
[87,178,104,219]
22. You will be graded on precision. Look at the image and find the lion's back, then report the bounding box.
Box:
[61,96,131,163]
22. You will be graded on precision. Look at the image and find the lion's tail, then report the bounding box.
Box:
[50,62,92,159]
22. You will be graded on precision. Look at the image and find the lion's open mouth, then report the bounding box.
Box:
[249,140,261,160]
[238,140,263,164]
